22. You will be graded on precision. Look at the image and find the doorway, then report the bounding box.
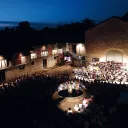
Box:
[0,69,5,82]
[106,50,123,62]
[43,59,47,68]
[72,45,76,53]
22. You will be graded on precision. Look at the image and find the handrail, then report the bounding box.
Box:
[69,52,81,60]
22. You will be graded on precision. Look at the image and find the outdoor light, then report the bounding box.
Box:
[0,56,4,60]
[100,57,106,62]
[42,46,46,51]
[68,84,73,94]
[77,43,83,55]
[30,50,34,53]
[19,53,23,57]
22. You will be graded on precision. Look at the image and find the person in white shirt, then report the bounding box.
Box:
[67,108,73,114]
[79,104,82,109]
[83,99,88,108]
[74,104,79,112]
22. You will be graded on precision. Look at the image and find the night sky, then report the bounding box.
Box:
[0,0,128,23]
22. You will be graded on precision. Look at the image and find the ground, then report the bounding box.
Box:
[38,65,128,127]
[57,89,87,112]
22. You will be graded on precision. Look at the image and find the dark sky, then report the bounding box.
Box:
[0,0,128,23]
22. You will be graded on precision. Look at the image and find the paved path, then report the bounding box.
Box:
[45,65,74,75]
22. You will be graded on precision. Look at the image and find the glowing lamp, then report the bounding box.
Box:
[68,84,72,94]
[0,56,4,60]
[42,46,46,51]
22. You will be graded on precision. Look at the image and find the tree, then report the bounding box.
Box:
[4,27,10,32]
[16,21,32,32]
[121,12,128,21]
[81,18,95,27]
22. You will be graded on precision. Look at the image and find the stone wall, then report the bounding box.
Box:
[5,58,43,81]
[5,56,57,81]
[85,18,128,62]
[72,59,81,67]
[47,56,57,68]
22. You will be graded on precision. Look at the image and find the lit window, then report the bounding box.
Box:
[52,50,57,55]
[31,53,37,59]
[64,57,71,62]
[41,51,48,57]
[0,60,7,68]
[57,49,63,54]
[21,56,26,64]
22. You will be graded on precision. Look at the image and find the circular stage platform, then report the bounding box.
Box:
[58,89,83,98]
[52,88,90,112]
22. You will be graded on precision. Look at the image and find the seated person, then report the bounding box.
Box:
[74,104,79,112]
[83,98,88,108]
[67,108,73,115]
[79,103,83,109]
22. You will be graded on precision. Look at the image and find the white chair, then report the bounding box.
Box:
[79,104,82,109]
[74,105,79,112]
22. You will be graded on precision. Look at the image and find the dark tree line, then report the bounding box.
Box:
[0,11,128,60]
[0,18,95,60]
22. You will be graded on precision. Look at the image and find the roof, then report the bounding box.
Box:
[86,16,128,34]
[32,42,84,49]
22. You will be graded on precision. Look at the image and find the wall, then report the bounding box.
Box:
[72,59,81,67]
[47,55,57,68]
[0,59,7,69]
[5,56,57,81]
[47,45,53,55]
[76,43,86,55]
[5,58,43,81]
[85,18,128,63]
[16,53,22,65]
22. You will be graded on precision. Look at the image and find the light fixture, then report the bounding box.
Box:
[0,56,4,60]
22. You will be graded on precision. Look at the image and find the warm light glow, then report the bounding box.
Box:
[123,58,128,64]
[57,49,63,54]
[68,85,73,94]
[0,59,7,68]
[21,56,26,64]
[41,51,48,57]
[76,43,85,55]
[19,53,23,57]
[77,43,83,49]
[66,43,69,51]
[31,53,37,59]
[0,56,4,60]
[42,46,46,51]
[52,50,57,55]
[99,57,106,62]
[30,50,34,53]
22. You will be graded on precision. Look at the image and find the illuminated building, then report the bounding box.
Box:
[1,43,85,81]
[85,17,128,64]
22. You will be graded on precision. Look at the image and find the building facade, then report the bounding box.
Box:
[0,42,85,81]
[85,18,128,63]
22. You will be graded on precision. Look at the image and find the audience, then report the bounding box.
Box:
[73,61,128,85]
[0,62,126,128]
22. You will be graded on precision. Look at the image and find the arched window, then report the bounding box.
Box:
[106,50,123,62]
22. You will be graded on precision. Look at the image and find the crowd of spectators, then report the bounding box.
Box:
[74,61,128,85]
[0,62,127,128]
[0,71,71,128]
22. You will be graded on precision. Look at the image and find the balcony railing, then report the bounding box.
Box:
[69,52,81,61]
